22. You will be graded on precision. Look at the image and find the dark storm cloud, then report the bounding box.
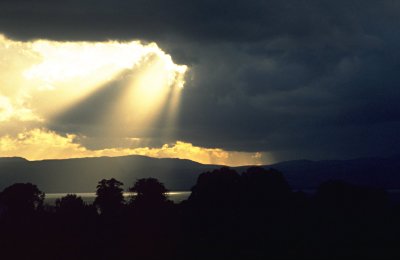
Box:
[2,0,400,161]
[1,0,396,44]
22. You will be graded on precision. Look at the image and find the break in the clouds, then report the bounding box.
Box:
[0,35,264,166]
[1,0,400,162]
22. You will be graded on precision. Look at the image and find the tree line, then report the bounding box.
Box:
[0,166,399,259]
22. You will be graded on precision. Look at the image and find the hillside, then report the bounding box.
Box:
[0,155,219,192]
[1,155,400,192]
[237,156,400,189]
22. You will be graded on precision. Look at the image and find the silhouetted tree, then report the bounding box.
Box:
[0,183,46,259]
[56,194,86,215]
[182,167,242,258]
[129,178,169,206]
[239,167,295,251]
[127,178,178,259]
[0,183,44,215]
[241,167,292,207]
[188,167,241,208]
[94,178,124,215]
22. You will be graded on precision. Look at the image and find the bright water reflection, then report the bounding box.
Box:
[45,191,191,205]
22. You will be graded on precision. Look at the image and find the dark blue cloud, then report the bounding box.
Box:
[1,0,400,161]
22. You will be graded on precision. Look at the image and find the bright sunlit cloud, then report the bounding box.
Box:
[0,96,41,122]
[0,34,267,166]
[0,129,267,166]
[0,34,186,118]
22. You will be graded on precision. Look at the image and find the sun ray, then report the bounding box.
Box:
[0,35,235,165]
[0,34,188,141]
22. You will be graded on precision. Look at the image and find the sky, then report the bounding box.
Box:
[0,0,399,165]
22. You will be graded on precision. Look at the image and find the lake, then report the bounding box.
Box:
[45,189,400,206]
[45,191,191,205]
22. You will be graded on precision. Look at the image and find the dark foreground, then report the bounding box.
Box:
[1,167,400,260]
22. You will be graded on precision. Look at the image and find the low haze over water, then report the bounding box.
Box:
[45,191,191,205]
[45,190,400,205]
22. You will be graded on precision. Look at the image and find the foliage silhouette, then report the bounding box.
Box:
[129,178,169,207]
[126,178,178,259]
[188,166,241,209]
[0,183,47,259]
[56,194,86,215]
[0,183,44,216]
[241,166,291,207]
[94,178,124,215]
[0,168,399,260]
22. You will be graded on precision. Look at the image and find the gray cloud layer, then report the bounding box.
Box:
[2,0,400,161]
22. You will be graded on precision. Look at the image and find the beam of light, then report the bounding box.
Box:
[0,34,187,140]
[22,36,188,140]
[103,51,187,138]
[0,34,165,121]
[22,39,170,118]
[0,34,273,167]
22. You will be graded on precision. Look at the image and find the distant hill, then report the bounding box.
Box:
[0,155,220,193]
[0,157,28,163]
[1,155,400,192]
[243,156,400,189]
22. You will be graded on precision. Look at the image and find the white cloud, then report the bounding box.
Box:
[0,95,42,122]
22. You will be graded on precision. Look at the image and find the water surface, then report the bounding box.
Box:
[45,191,191,205]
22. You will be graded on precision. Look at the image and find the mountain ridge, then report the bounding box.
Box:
[0,154,221,192]
[1,154,400,192]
